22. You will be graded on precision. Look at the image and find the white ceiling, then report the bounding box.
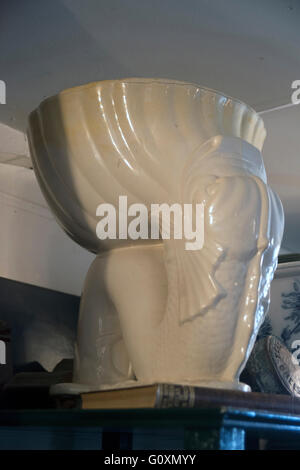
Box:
[0,0,299,132]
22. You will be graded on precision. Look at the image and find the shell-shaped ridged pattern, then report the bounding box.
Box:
[28,78,266,253]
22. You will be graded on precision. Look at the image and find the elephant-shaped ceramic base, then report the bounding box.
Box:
[28,79,284,393]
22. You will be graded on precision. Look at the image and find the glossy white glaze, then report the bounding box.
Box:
[28,78,284,391]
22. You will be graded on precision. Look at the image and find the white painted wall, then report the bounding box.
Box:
[0,162,94,295]
[261,104,300,253]
[0,122,30,167]
[0,123,94,294]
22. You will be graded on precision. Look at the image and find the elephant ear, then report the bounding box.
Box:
[167,135,268,324]
[164,233,226,325]
[164,177,226,325]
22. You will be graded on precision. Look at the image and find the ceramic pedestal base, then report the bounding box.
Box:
[56,244,258,395]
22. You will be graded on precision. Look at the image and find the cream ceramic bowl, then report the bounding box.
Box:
[28,78,266,253]
[28,79,283,392]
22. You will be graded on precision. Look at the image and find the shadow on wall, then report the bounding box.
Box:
[0,276,80,372]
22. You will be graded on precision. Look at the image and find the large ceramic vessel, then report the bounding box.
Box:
[28,78,284,392]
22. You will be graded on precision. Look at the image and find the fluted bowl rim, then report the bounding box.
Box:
[30,77,262,124]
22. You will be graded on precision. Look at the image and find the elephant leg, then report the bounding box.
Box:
[73,254,134,387]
